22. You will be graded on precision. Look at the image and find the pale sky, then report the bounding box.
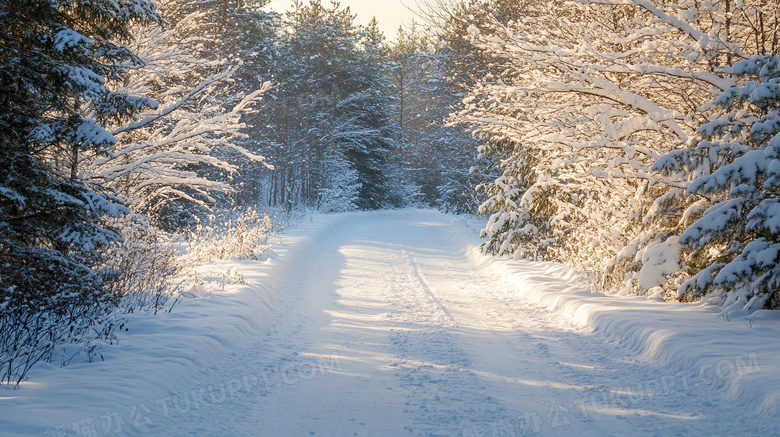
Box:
[264,0,424,40]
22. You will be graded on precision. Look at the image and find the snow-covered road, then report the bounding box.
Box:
[3,211,777,436]
[130,212,774,436]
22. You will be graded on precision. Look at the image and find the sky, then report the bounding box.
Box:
[264,0,424,40]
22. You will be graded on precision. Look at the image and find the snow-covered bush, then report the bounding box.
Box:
[655,55,780,310]
[315,159,362,213]
[0,257,117,385]
[184,208,278,264]
[102,217,182,314]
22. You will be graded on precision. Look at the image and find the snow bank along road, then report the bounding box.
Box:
[3,210,779,436]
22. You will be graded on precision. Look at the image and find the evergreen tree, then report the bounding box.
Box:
[347,17,396,209]
[387,21,485,212]
[0,0,159,383]
[254,0,395,211]
[656,55,780,310]
[387,23,442,206]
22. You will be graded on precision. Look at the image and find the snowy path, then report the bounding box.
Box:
[3,211,776,437]
[126,212,770,437]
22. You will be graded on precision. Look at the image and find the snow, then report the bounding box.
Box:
[0,187,26,208]
[679,263,725,298]
[636,236,681,291]
[680,198,745,245]
[603,116,658,140]
[714,238,780,286]
[748,198,780,233]
[79,191,130,218]
[53,29,93,53]
[467,25,480,39]
[74,119,116,147]
[65,66,105,91]
[2,210,779,436]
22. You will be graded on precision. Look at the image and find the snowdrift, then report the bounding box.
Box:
[448,216,780,418]
[0,212,353,436]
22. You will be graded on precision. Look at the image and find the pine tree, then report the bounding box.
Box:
[253,0,395,211]
[0,0,160,383]
[656,55,780,310]
[386,21,485,212]
[347,17,396,209]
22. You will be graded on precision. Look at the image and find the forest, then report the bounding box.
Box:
[1,0,778,385]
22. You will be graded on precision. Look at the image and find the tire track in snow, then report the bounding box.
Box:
[375,216,716,437]
[382,245,511,436]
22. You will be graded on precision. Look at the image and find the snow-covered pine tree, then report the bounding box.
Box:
[0,0,160,384]
[254,0,394,212]
[451,0,774,297]
[260,0,361,210]
[346,17,396,209]
[386,19,485,213]
[655,55,780,311]
[386,23,435,206]
[225,2,283,207]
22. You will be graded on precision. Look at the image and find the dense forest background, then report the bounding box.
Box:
[1,0,778,383]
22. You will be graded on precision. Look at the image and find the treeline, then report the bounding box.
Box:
[234,1,481,213]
